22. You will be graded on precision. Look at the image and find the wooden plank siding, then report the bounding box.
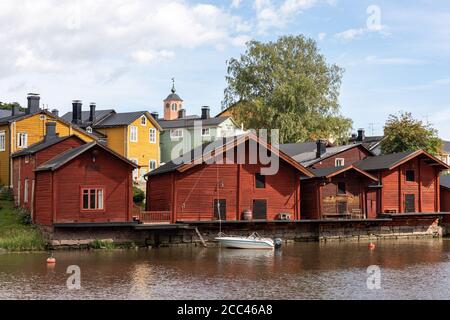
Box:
[379,157,440,213]
[46,147,133,224]
[146,143,302,222]
[12,136,85,218]
[311,146,372,169]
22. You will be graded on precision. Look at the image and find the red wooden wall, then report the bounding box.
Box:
[34,146,133,225]
[147,145,302,222]
[379,157,440,213]
[13,136,84,215]
[311,146,371,169]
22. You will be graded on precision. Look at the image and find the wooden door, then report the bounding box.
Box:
[214,199,227,220]
[405,194,416,213]
[366,189,377,219]
[253,200,267,220]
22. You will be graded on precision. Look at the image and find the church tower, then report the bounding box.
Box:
[163,78,183,120]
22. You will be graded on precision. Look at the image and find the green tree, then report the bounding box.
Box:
[0,102,24,111]
[223,35,352,144]
[381,112,442,155]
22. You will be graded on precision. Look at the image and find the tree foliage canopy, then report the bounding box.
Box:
[381,112,442,155]
[222,35,352,144]
[0,101,23,111]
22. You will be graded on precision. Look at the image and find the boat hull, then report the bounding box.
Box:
[215,237,274,249]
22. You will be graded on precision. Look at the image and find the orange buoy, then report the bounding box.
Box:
[368,243,376,250]
[47,257,56,264]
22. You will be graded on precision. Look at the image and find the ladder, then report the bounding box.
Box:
[195,227,207,247]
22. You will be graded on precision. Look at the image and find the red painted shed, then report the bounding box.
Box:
[356,150,450,214]
[33,141,137,227]
[145,134,313,223]
[301,165,379,220]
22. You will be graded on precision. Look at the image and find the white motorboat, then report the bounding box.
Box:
[215,233,281,250]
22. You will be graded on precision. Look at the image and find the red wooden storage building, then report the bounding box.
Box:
[355,150,449,214]
[301,165,380,220]
[12,122,137,227]
[145,134,313,223]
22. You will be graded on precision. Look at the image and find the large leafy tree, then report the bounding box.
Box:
[0,101,23,111]
[381,112,442,155]
[222,35,352,144]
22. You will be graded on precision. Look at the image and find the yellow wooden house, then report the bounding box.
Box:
[0,94,96,187]
[61,102,162,183]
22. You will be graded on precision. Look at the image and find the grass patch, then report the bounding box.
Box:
[0,192,46,251]
[89,239,116,250]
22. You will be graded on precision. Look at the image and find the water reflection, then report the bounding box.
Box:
[0,239,450,300]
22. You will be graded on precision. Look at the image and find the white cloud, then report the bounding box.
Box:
[365,55,429,66]
[253,0,321,33]
[335,28,365,41]
[318,32,327,41]
[0,0,248,79]
[231,0,243,8]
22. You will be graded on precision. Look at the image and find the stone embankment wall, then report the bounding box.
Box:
[48,215,444,249]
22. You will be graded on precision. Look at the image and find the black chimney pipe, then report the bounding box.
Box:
[357,129,365,142]
[45,122,57,141]
[11,104,20,117]
[201,106,210,120]
[151,112,159,120]
[89,103,96,123]
[72,100,82,125]
[316,140,327,159]
[26,93,40,115]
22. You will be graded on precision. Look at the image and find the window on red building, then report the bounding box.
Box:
[81,188,104,211]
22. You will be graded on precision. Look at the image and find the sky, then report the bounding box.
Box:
[1,0,450,138]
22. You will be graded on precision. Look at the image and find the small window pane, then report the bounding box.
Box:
[406,170,415,182]
[90,190,96,209]
[97,189,104,210]
[255,173,266,189]
[337,182,346,195]
[83,191,89,209]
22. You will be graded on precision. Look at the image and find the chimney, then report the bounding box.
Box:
[201,106,210,120]
[26,93,40,115]
[11,104,20,116]
[45,122,57,141]
[316,140,327,159]
[357,129,365,142]
[51,109,59,117]
[89,103,96,123]
[151,112,159,120]
[178,109,186,119]
[72,100,82,125]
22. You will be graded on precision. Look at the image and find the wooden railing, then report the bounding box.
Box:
[133,205,171,223]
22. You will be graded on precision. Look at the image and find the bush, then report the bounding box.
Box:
[133,186,145,204]
[89,239,115,250]
[18,208,32,225]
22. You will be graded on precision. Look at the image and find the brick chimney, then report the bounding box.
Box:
[201,106,210,120]
[45,122,57,141]
[357,129,365,142]
[26,93,40,115]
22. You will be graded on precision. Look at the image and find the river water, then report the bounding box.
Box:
[1,239,450,300]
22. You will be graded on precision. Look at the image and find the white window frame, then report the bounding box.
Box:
[149,128,157,144]
[149,160,157,171]
[141,116,147,126]
[0,131,5,151]
[202,128,211,137]
[130,126,138,142]
[24,179,29,204]
[335,158,345,167]
[170,129,183,140]
[17,133,28,149]
[86,126,93,134]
